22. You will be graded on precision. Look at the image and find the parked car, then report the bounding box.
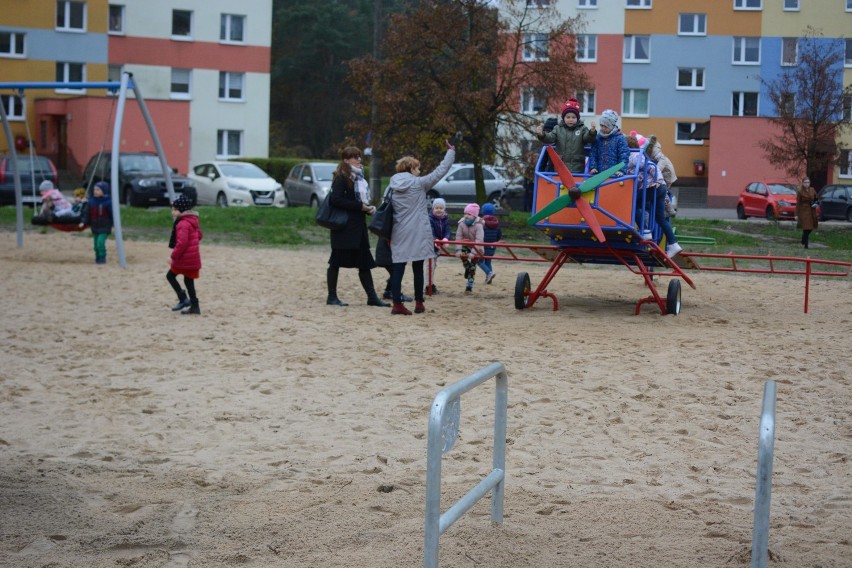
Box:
[0,154,58,206]
[189,161,285,207]
[81,151,196,207]
[736,179,798,220]
[817,184,852,222]
[427,163,506,207]
[283,162,337,207]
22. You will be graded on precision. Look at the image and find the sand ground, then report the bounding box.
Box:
[0,232,850,567]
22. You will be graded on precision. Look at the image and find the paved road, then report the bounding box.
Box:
[676,207,737,220]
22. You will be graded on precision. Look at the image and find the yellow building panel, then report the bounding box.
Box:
[761,3,852,37]
[1,0,108,33]
[625,0,762,36]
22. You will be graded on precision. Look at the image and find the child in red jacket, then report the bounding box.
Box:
[166,195,203,315]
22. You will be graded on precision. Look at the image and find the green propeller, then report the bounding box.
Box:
[527,161,626,226]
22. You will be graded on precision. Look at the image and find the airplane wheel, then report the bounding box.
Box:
[666,279,682,315]
[514,272,530,310]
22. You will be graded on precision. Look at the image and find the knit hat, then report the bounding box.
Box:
[561,97,581,120]
[629,130,647,149]
[39,180,55,192]
[432,197,447,209]
[94,181,110,194]
[599,109,619,130]
[463,203,480,216]
[172,194,193,212]
[481,203,495,216]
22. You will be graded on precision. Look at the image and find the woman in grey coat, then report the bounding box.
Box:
[387,140,455,315]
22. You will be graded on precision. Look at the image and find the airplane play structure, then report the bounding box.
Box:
[434,146,851,315]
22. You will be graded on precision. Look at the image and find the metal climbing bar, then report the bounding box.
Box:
[751,380,777,568]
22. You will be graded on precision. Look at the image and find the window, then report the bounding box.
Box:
[732,37,760,64]
[842,94,851,122]
[676,122,702,144]
[220,14,245,43]
[522,33,549,61]
[780,93,795,116]
[526,0,551,5]
[678,13,706,36]
[217,130,242,158]
[577,90,595,114]
[56,1,86,32]
[520,87,546,113]
[626,0,651,8]
[845,39,852,67]
[172,9,192,39]
[783,0,799,10]
[734,0,761,9]
[847,0,852,12]
[55,62,85,92]
[576,35,597,62]
[578,0,597,7]
[622,89,649,116]
[781,38,798,66]
[839,149,852,177]
[1,94,25,120]
[171,68,191,99]
[624,35,650,63]
[0,31,25,57]
[218,72,244,101]
[677,68,704,90]
[732,92,758,116]
[108,4,124,34]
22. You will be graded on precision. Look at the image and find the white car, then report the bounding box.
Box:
[189,161,286,207]
[428,163,507,208]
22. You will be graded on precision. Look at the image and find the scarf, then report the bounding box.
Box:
[351,165,369,203]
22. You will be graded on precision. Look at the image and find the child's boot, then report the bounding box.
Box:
[172,290,191,311]
[181,299,201,315]
[391,302,412,315]
[414,300,426,313]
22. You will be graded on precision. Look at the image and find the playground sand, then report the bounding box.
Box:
[0,232,849,567]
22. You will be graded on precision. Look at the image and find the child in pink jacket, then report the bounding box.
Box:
[455,203,484,293]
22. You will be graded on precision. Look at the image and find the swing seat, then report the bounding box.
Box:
[49,223,88,232]
[31,215,88,232]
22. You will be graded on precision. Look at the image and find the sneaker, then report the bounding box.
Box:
[391,303,412,315]
[172,298,191,311]
[666,242,683,257]
[641,230,653,241]
[414,301,426,314]
[465,285,473,294]
[401,293,413,303]
[485,272,496,285]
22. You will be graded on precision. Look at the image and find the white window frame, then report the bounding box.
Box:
[676,122,703,145]
[626,0,651,8]
[170,68,192,100]
[577,90,595,114]
[0,31,26,58]
[171,9,193,41]
[622,88,649,117]
[1,94,26,120]
[576,34,597,62]
[624,35,650,63]
[108,4,125,35]
[732,37,760,65]
[55,62,85,93]
[216,129,243,159]
[783,0,799,11]
[526,0,552,6]
[522,33,549,62]
[734,0,761,9]
[218,71,245,101]
[732,91,759,116]
[677,67,705,90]
[220,14,245,44]
[520,87,547,114]
[56,1,86,33]
[781,37,798,66]
[577,0,597,8]
[678,13,706,36]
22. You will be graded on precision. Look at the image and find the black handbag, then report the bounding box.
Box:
[315,193,348,230]
[368,190,394,240]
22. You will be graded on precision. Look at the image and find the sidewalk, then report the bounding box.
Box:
[676,207,737,220]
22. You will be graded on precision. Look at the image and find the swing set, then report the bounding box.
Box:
[0,72,181,268]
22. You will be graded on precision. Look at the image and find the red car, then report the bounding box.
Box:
[736,179,798,220]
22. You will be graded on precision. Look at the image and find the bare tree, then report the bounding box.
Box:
[759,28,852,186]
[347,0,590,202]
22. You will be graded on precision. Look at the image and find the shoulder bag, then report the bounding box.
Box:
[315,193,348,230]
[368,189,394,240]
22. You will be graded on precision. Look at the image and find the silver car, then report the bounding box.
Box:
[427,163,506,207]
[283,162,337,207]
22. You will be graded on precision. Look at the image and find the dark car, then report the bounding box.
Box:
[0,154,59,206]
[818,184,852,222]
[82,152,196,207]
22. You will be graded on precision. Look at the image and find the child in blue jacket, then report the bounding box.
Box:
[477,202,502,284]
[80,181,113,264]
[588,109,630,177]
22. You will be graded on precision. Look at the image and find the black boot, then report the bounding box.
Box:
[172,290,190,311]
[367,290,390,307]
[327,266,348,306]
[181,299,200,315]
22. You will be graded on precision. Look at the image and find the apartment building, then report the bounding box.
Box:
[517,0,852,207]
[0,0,271,180]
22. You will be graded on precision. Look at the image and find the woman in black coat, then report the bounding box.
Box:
[326,146,389,307]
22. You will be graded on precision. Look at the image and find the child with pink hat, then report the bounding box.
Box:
[455,203,484,293]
